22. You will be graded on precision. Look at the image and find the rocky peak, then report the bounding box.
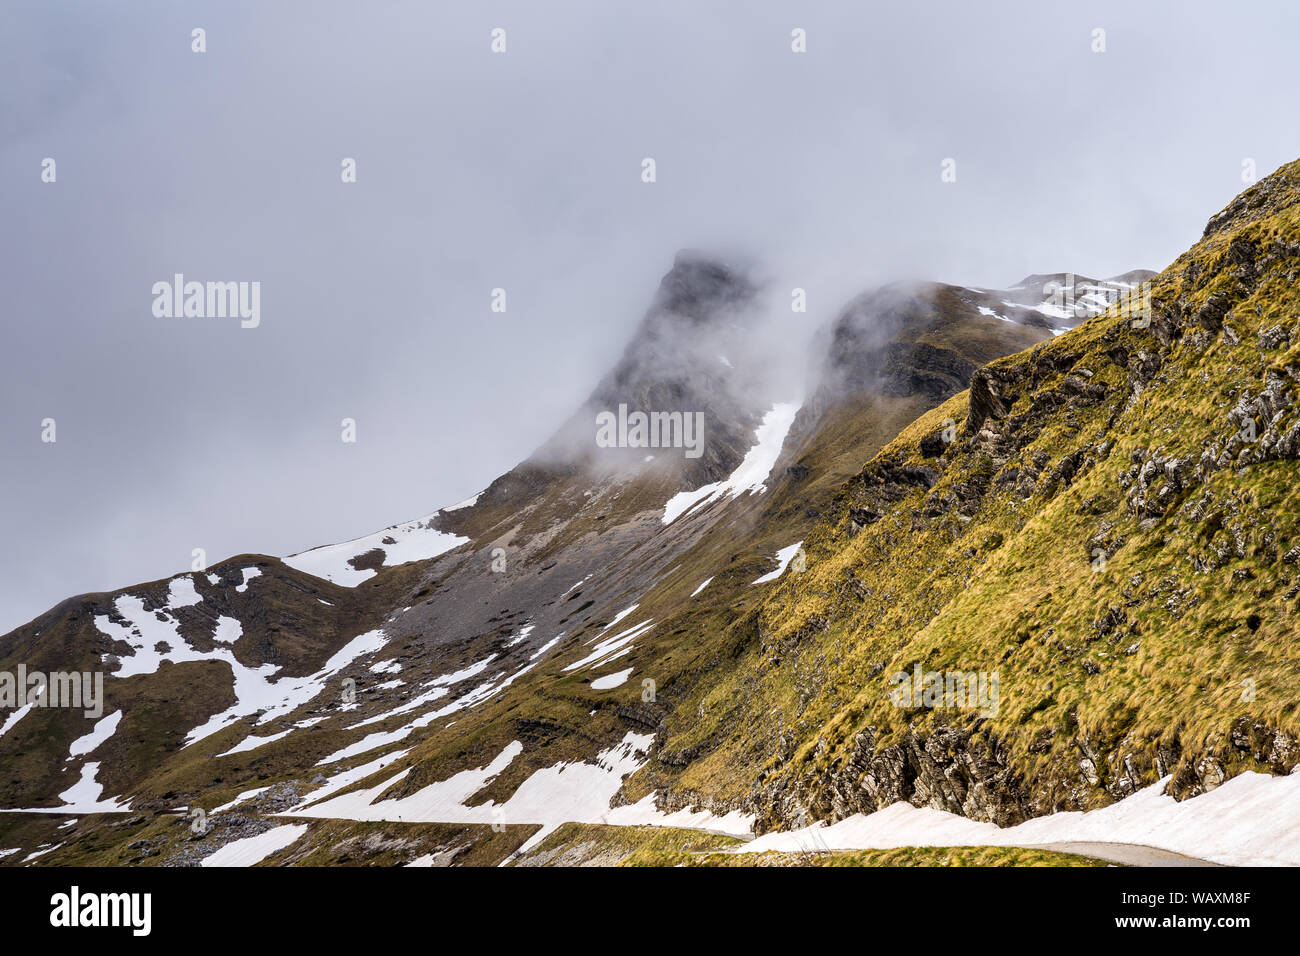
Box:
[649,249,758,323]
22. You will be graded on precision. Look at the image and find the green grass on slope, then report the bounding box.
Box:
[655,159,1300,827]
[509,822,743,866]
[639,845,1114,867]
[508,824,1112,867]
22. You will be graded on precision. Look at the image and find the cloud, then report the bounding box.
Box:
[2,0,1298,630]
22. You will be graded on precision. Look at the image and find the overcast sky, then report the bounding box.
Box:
[2,0,1298,632]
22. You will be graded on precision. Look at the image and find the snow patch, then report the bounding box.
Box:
[284,512,469,587]
[976,305,1013,323]
[217,728,293,757]
[561,575,592,596]
[295,749,411,809]
[52,762,128,813]
[212,616,242,644]
[167,575,202,607]
[564,620,653,672]
[505,623,535,647]
[591,668,633,690]
[431,654,497,687]
[0,701,37,739]
[22,843,64,862]
[201,824,308,867]
[605,795,754,835]
[67,711,122,759]
[316,726,415,766]
[737,771,1300,866]
[530,636,562,660]
[662,402,800,524]
[752,541,803,584]
[212,786,273,814]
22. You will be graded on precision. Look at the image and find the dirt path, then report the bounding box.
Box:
[1024,841,1224,867]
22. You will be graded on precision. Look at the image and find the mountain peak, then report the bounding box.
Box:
[650,249,758,323]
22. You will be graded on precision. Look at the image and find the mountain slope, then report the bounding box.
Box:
[650,159,1300,835]
[1,209,1200,866]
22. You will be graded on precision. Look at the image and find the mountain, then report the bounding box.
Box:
[3,161,1297,868]
[657,161,1300,856]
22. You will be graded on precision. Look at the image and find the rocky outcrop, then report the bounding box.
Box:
[752,724,1031,833]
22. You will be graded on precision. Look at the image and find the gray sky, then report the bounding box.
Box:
[2,0,1298,632]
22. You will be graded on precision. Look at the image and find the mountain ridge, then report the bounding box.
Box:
[6,160,1293,867]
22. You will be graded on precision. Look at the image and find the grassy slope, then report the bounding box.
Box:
[7,232,1225,865]
[509,823,1110,867]
[645,846,1112,867]
[245,294,1053,822]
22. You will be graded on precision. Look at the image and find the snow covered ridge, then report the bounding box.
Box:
[282,508,471,587]
[662,401,800,524]
[957,271,1154,339]
[738,771,1300,867]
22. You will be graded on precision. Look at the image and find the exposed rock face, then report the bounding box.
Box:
[1202,168,1300,238]
[747,716,1300,836]
[754,725,1031,833]
[966,366,1012,431]
[650,249,758,322]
